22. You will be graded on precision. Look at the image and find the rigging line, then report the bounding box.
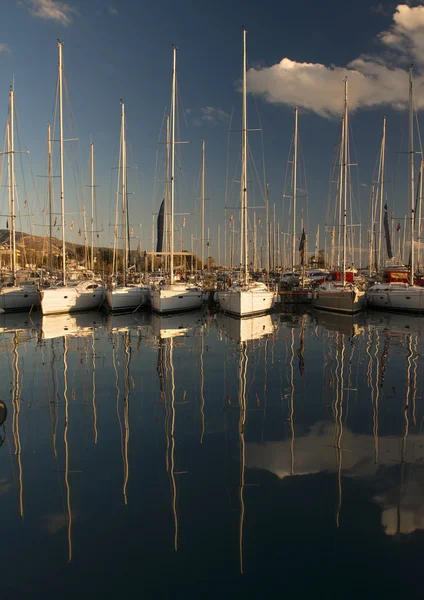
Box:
[326,136,341,235]
[247,140,265,201]
[63,76,84,231]
[283,133,294,236]
[412,86,423,156]
[225,105,235,212]
[14,103,39,248]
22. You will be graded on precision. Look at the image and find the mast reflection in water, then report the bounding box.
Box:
[0,309,422,597]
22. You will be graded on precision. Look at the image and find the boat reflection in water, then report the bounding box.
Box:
[311,308,365,337]
[216,313,276,343]
[217,312,276,573]
[38,310,105,561]
[152,310,205,552]
[0,311,40,334]
[39,311,105,340]
[106,311,151,334]
[246,310,424,537]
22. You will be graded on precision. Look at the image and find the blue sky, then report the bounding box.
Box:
[1,0,423,262]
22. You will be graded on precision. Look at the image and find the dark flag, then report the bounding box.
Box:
[299,228,306,265]
[383,204,393,259]
[156,199,165,253]
[397,222,401,232]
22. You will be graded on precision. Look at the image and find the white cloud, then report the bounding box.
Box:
[246,421,424,536]
[108,6,118,15]
[26,0,75,26]
[247,4,424,118]
[0,43,10,53]
[187,106,230,126]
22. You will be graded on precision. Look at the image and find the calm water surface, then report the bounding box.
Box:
[0,308,422,598]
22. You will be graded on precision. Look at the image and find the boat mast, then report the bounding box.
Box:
[265,183,269,274]
[8,88,16,284]
[377,116,386,272]
[90,142,95,272]
[165,114,170,273]
[342,78,348,287]
[5,125,13,277]
[121,100,128,286]
[48,124,53,272]
[201,139,205,271]
[292,107,298,272]
[58,41,66,286]
[408,66,415,286]
[418,157,423,272]
[242,28,248,283]
[170,46,177,285]
[337,116,345,270]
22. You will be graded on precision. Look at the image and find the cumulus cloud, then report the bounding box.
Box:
[247,4,424,117]
[187,106,230,126]
[246,421,424,536]
[26,0,75,26]
[0,43,10,53]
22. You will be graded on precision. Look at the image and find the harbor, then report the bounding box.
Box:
[1,1,424,598]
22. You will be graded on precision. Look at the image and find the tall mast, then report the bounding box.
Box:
[337,116,345,269]
[218,224,221,267]
[201,139,205,271]
[242,28,248,283]
[121,100,128,286]
[292,107,298,272]
[165,115,170,272]
[377,116,386,271]
[6,123,12,274]
[170,46,177,285]
[9,88,16,283]
[418,157,423,272]
[342,78,348,287]
[90,142,95,271]
[409,66,415,286]
[265,183,269,274]
[58,41,66,285]
[48,124,53,272]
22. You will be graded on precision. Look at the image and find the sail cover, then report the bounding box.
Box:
[156,199,165,253]
[383,204,393,260]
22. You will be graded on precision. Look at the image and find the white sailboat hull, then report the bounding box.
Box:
[150,284,203,314]
[216,285,275,317]
[0,285,40,313]
[312,284,366,314]
[39,283,105,315]
[106,286,149,312]
[366,283,424,312]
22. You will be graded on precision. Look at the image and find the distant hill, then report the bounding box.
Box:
[0,229,68,257]
[0,229,115,269]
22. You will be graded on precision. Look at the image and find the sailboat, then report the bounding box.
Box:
[367,67,424,312]
[312,79,365,314]
[39,42,105,316]
[216,30,274,317]
[106,101,149,312]
[0,86,39,313]
[150,47,203,314]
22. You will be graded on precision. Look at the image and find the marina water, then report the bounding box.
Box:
[0,308,422,598]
